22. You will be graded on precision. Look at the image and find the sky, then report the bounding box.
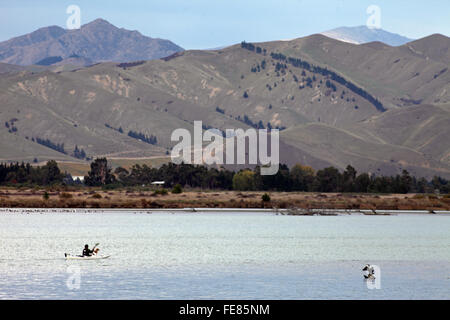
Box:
[0,0,449,49]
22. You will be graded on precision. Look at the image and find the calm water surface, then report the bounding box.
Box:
[0,211,449,299]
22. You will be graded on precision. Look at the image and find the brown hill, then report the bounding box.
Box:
[400,34,450,64]
[0,19,183,66]
[1,33,449,178]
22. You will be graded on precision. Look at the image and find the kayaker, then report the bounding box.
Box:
[82,244,93,257]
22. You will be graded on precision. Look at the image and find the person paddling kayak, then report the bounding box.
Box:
[82,243,100,257]
[65,243,104,259]
[82,244,93,257]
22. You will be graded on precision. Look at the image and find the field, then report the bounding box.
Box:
[0,188,449,211]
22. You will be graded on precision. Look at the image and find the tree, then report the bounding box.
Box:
[84,158,115,186]
[431,176,449,194]
[261,60,266,69]
[290,164,315,191]
[342,165,357,192]
[399,170,413,193]
[114,167,130,184]
[41,160,62,185]
[232,170,256,191]
[73,145,86,159]
[260,164,291,191]
[314,167,341,192]
[416,177,430,194]
[355,173,371,193]
[370,176,393,193]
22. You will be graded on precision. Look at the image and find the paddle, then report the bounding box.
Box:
[92,243,100,255]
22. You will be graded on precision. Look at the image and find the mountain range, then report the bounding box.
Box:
[0,20,449,179]
[0,19,183,66]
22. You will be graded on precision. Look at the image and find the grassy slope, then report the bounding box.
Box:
[281,122,450,179]
[269,34,450,108]
[1,34,449,178]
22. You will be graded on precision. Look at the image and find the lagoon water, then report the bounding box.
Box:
[0,211,449,299]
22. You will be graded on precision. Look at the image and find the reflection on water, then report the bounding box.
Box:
[0,211,449,299]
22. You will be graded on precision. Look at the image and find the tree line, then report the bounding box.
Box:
[104,123,158,145]
[127,130,157,145]
[82,159,449,194]
[1,159,449,194]
[276,54,385,112]
[229,165,443,194]
[34,137,66,154]
[0,161,63,185]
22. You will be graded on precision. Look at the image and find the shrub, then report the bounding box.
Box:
[153,188,168,196]
[91,193,102,199]
[262,193,271,202]
[172,184,183,194]
[43,192,49,201]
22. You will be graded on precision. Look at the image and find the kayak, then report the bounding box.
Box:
[65,253,110,260]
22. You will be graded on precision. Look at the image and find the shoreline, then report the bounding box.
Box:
[0,189,449,212]
[1,207,449,216]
